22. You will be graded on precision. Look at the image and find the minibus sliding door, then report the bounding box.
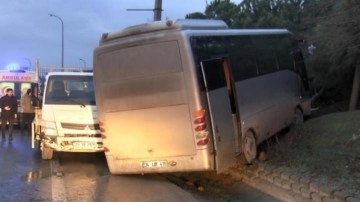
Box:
[200,59,236,173]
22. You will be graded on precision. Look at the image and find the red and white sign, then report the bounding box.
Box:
[0,72,37,82]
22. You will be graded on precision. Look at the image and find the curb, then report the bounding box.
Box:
[228,161,360,202]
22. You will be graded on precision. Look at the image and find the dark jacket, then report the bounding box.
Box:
[0,95,18,119]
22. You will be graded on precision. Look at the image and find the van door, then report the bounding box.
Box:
[201,59,236,173]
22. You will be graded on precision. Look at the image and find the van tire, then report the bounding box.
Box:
[42,147,54,160]
[243,131,257,164]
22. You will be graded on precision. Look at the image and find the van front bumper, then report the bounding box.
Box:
[42,135,103,152]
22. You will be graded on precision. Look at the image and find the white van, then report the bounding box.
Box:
[38,72,102,159]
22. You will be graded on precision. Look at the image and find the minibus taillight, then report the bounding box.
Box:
[195,124,207,131]
[197,137,209,146]
[192,109,210,147]
[101,134,107,139]
[192,109,205,118]
[194,116,205,124]
[192,109,207,132]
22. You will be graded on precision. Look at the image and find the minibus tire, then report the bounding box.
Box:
[42,147,54,160]
[295,108,304,125]
[243,131,257,164]
[291,108,304,129]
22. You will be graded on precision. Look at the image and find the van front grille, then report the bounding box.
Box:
[61,123,100,130]
[63,134,101,138]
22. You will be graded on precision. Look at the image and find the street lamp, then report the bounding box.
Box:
[49,13,64,71]
[24,57,31,70]
[79,58,86,68]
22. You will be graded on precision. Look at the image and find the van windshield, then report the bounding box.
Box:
[44,75,95,105]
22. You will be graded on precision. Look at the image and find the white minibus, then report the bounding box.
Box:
[93,19,311,174]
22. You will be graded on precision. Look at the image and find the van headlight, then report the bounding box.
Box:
[41,121,57,136]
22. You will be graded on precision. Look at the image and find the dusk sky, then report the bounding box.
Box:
[0,0,241,69]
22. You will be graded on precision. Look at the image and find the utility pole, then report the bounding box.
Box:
[127,0,163,21]
[153,0,162,21]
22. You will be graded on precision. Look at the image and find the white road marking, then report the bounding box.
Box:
[51,159,67,202]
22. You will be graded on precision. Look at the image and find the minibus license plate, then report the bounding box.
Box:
[142,160,167,168]
[73,142,95,149]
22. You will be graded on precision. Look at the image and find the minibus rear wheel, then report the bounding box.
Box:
[243,130,257,164]
[291,108,304,129]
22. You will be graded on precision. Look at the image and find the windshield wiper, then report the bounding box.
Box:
[68,98,86,107]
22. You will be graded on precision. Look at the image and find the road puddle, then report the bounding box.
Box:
[21,169,51,184]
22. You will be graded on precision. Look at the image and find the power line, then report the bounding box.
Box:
[126,0,163,21]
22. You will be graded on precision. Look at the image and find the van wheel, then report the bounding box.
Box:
[42,147,54,160]
[243,131,257,164]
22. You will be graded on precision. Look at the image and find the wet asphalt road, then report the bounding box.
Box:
[0,129,279,202]
[0,129,52,201]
